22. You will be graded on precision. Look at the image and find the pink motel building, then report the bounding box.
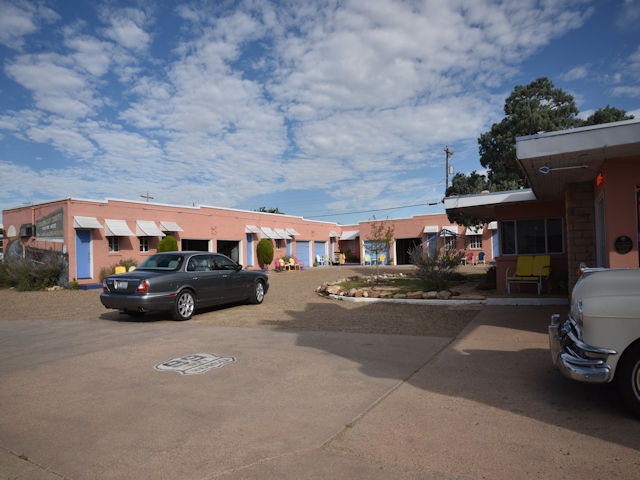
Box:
[445,119,640,293]
[1,198,496,287]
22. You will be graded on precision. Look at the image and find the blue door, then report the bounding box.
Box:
[330,238,334,258]
[313,241,326,262]
[492,230,499,259]
[427,234,437,258]
[75,230,91,279]
[296,241,310,267]
[286,239,292,256]
[246,234,253,266]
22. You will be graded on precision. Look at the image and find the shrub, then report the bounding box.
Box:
[158,235,178,252]
[98,258,139,282]
[408,246,464,291]
[257,239,274,269]
[0,256,65,291]
[69,281,79,290]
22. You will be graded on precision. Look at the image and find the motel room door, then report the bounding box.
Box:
[75,229,92,279]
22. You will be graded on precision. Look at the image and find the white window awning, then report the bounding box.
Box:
[329,230,339,237]
[160,221,183,232]
[73,216,103,229]
[488,221,498,230]
[104,219,136,237]
[441,226,458,237]
[423,225,439,233]
[245,225,260,234]
[465,226,484,235]
[136,220,165,237]
[274,228,291,239]
[340,230,359,240]
[260,227,278,239]
[286,228,301,236]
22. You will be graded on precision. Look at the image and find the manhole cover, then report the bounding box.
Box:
[155,353,236,375]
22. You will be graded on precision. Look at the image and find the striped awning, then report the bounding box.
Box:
[465,226,483,235]
[245,225,260,234]
[286,228,301,236]
[104,219,136,237]
[136,220,165,237]
[160,221,183,232]
[260,227,278,239]
[440,226,458,237]
[329,231,339,237]
[340,230,359,240]
[488,221,498,230]
[274,228,291,239]
[73,216,103,229]
[423,225,439,233]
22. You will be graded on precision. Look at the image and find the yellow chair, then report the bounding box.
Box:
[114,266,126,274]
[506,255,551,295]
[378,253,386,265]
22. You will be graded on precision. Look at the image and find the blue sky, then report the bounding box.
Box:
[1,0,639,226]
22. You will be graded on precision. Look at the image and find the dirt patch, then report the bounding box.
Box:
[0,266,482,337]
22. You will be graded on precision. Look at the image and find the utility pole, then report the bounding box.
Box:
[444,146,454,190]
[140,192,154,202]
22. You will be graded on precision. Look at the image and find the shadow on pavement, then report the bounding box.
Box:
[278,302,640,451]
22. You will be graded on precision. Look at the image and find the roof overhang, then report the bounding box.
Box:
[517,119,640,200]
[444,189,537,219]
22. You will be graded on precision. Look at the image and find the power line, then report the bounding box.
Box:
[306,200,443,219]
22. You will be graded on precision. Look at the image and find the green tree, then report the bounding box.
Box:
[447,77,634,226]
[157,235,178,252]
[582,105,633,126]
[365,216,395,275]
[257,238,274,269]
[255,206,285,214]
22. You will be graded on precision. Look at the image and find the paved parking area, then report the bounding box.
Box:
[1,268,639,479]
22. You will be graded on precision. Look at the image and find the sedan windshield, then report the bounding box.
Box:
[137,254,184,271]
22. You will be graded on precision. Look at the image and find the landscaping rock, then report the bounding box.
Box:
[348,288,357,297]
[326,285,342,295]
[369,291,380,298]
[393,293,407,299]
[406,291,424,299]
[355,289,363,298]
[424,291,438,299]
[362,291,369,298]
[436,290,452,299]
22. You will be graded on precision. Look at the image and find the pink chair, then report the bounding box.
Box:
[464,251,474,265]
[294,257,303,270]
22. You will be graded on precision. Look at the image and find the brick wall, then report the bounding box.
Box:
[565,182,596,292]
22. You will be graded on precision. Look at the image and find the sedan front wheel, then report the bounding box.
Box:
[173,290,195,321]
[618,344,640,417]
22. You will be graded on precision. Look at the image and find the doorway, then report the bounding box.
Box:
[181,239,210,251]
[217,240,240,263]
[395,237,422,265]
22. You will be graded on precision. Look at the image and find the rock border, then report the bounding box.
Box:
[315,274,487,301]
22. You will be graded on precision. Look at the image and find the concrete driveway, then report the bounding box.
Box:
[1,269,639,479]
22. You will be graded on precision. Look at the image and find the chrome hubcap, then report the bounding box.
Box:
[256,283,264,303]
[633,362,640,400]
[178,293,194,317]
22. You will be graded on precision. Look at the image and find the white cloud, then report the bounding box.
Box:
[103,7,151,52]
[0,0,58,49]
[563,65,589,81]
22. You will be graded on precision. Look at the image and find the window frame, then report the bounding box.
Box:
[108,236,119,253]
[499,217,564,256]
[469,235,482,249]
[444,236,457,251]
[139,237,150,253]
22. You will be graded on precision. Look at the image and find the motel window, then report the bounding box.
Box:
[275,239,282,249]
[108,236,119,253]
[500,218,563,255]
[469,235,482,249]
[444,236,456,251]
[139,237,150,253]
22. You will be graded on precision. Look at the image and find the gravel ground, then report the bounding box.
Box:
[0,266,482,337]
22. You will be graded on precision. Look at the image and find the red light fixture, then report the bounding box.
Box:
[137,280,149,292]
[596,171,604,186]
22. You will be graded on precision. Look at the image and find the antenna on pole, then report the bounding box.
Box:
[444,146,454,190]
[141,192,154,202]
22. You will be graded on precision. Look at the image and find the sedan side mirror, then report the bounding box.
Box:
[235,264,243,271]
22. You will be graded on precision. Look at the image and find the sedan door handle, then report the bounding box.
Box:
[191,276,199,280]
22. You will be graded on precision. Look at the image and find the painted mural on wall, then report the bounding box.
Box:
[35,208,64,240]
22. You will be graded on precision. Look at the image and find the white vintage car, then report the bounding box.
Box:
[549,267,640,416]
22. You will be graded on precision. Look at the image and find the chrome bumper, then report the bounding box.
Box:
[548,314,617,384]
